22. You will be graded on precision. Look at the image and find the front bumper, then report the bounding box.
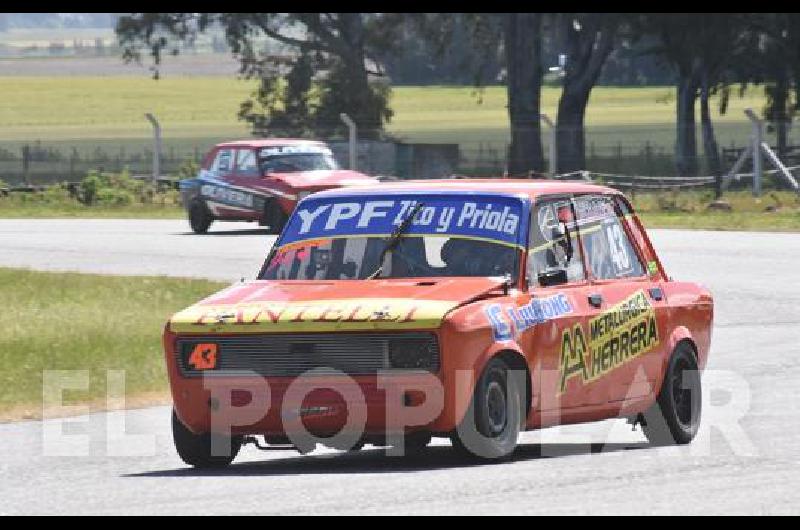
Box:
[164,329,460,437]
[170,372,447,437]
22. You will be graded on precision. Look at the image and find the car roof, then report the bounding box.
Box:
[310,178,620,201]
[214,138,328,149]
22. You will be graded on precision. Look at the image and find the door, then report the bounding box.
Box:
[526,197,606,410]
[203,147,260,216]
[572,194,667,403]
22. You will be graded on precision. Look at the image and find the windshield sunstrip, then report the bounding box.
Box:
[277,193,530,249]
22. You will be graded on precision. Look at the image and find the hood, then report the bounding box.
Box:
[264,169,379,189]
[169,277,507,334]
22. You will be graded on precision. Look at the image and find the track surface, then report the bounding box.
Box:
[1,219,799,515]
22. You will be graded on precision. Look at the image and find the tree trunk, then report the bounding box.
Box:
[337,13,381,139]
[504,13,544,175]
[554,14,616,174]
[675,68,699,177]
[699,68,721,182]
[556,90,590,173]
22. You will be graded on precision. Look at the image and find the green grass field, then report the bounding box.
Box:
[0,78,785,155]
[1,76,799,230]
[0,268,226,418]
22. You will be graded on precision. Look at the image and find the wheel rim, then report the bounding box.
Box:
[485,380,507,436]
[672,358,696,428]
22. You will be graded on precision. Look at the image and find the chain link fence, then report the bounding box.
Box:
[3,120,800,191]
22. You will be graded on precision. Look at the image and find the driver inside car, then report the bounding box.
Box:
[441,238,516,277]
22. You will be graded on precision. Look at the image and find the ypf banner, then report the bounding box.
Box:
[280,193,530,248]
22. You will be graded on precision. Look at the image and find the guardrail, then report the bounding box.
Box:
[554,166,800,191]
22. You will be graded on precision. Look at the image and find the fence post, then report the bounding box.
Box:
[144,113,161,187]
[744,108,763,197]
[21,145,30,185]
[339,113,357,171]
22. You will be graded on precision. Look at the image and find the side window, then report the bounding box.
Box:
[528,198,586,286]
[234,149,259,176]
[615,196,651,267]
[210,149,234,174]
[573,195,645,280]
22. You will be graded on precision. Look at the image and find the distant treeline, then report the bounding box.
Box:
[0,13,118,30]
[380,23,674,87]
[0,13,781,182]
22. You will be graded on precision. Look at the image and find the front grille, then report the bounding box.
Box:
[176,332,440,377]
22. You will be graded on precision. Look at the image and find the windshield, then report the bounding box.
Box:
[260,193,528,280]
[258,145,338,173]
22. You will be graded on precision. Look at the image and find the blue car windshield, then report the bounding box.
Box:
[260,193,529,280]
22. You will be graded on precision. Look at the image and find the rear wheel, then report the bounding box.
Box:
[171,410,242,468]
[263,200,289,235]
[450,357,523,460]
[642,343,702,446]
[188,200,213,234]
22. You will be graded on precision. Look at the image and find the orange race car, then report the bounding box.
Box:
[163,179,714,466]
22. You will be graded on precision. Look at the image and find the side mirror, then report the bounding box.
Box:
[537,268,568,287]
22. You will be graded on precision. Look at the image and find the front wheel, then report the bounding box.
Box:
[642,343,702,446]
[450,357,523,460]
[171,410,242,468]
[188,200,213,234]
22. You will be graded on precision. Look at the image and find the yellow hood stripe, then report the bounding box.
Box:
[169,298,458,334]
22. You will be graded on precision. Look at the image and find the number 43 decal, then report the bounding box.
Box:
[188,343,218,370]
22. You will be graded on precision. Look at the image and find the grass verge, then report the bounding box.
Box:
[637,211,800,231]
[0,201,184,219]
[631,189,800,232]
[0,268,226,421]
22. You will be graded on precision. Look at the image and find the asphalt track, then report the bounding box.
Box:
[1,219,799,515]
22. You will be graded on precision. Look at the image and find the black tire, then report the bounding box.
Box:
[403,431,432,453]
[388,431,432,456]
[450,357,523,460]
[189,200,213,234]
[264,201,289,235]
[642,343,702,446]
[171,409,243,468]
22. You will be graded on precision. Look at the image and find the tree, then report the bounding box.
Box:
[638,15,701,176]
[553,14,619,173]
[639,14,755,179]
[116,13,401,138]
[504,13,545,174]
[238,51,316,137]
[746,14,800,161]
[374,15,504,85]
[412,13,545,175]
[694,14,750,179]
